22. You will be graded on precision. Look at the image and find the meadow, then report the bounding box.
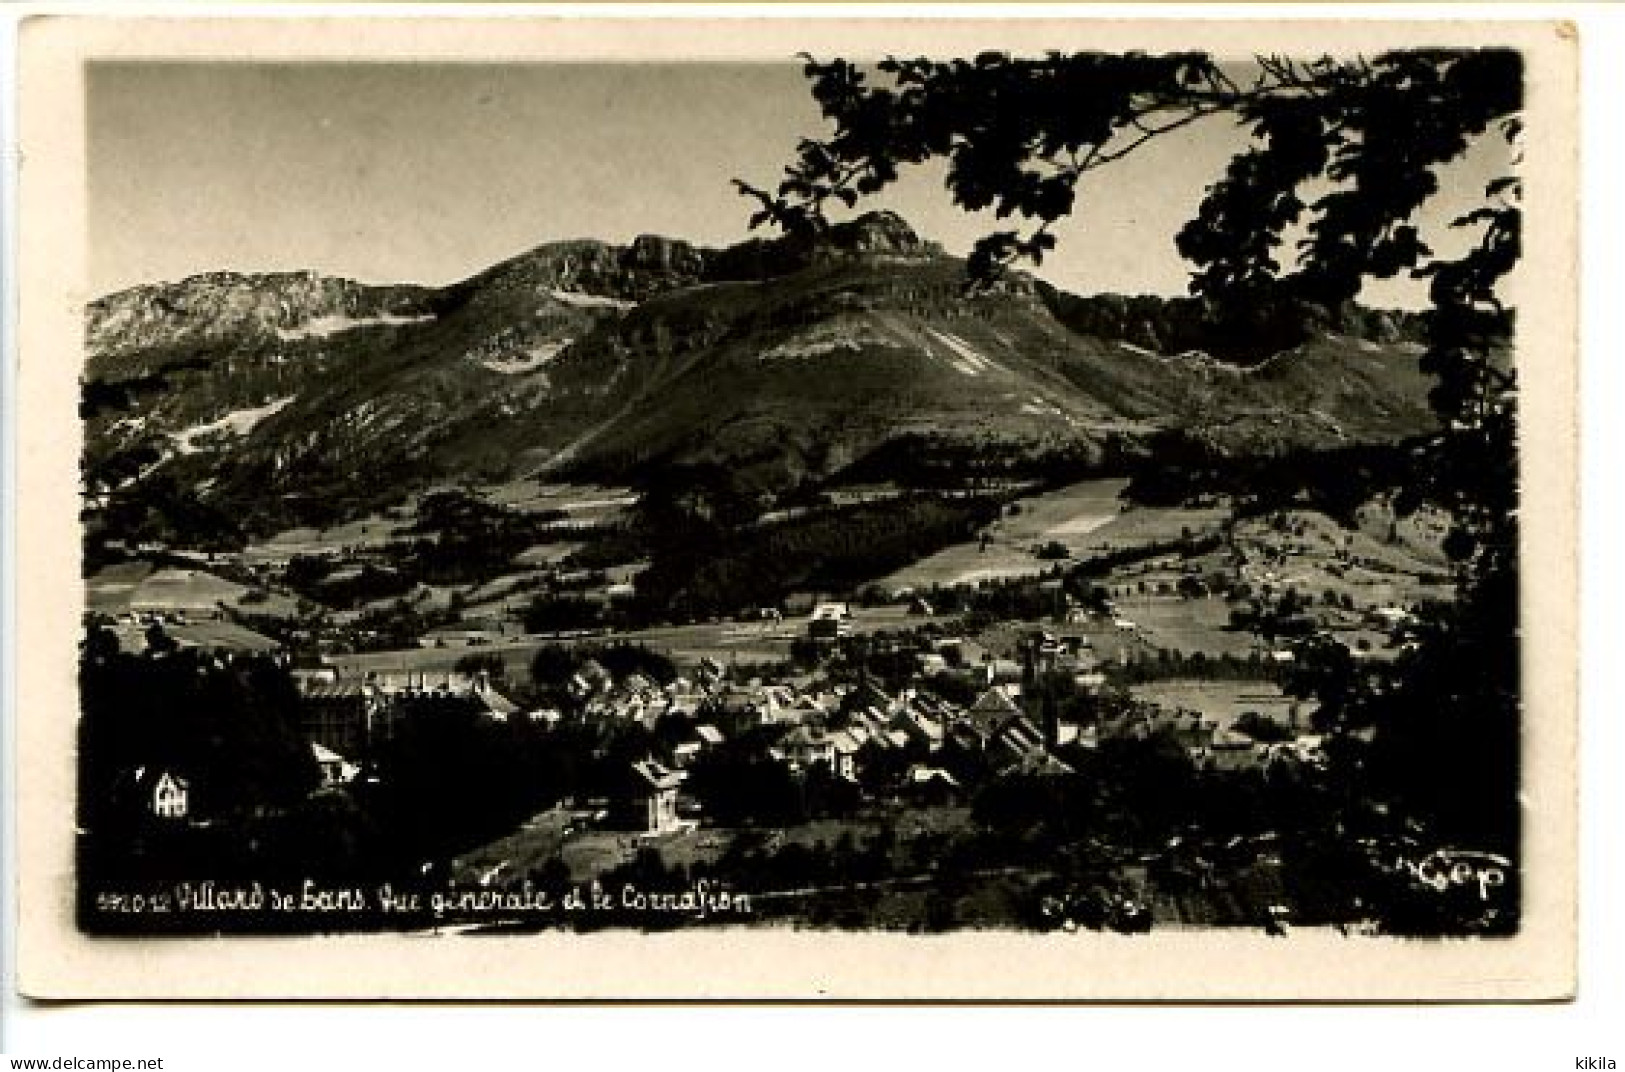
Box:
[882,477,1226,591]
[1127,679,1315,732]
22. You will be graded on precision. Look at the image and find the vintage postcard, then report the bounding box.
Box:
[13,14,1578,999]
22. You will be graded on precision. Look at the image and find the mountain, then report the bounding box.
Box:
[83,211,1439,534]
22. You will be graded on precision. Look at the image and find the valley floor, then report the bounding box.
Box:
[80,473,1492,935]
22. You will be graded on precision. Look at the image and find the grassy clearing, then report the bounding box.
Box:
[1128,678,1315,731]
[241,512,407,564]
[452,809,578,884]
[460,568,556,607]
[880,477,1232,593]
[479,480,636,522]
[1113,595,1260,659]
[91,566,250,613]
[110,618,280,653]
[880,478,1124,591]
[514,542,584,567]
[1082,503,1230,551]
[231,587,305,618]
[1231,510,1453,607]
[973,617,1150,665]
[240,482,629,568]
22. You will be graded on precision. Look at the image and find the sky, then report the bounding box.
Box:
[87,61,1510,306]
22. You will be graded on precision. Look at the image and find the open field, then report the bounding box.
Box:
[879,478,1121,591]
[85,561,157,612]
[1080,502,1230,552]
[453,798,1315,930]
[452,808,578,885]
[1231,509,1454,608]
[240,512,407,565]
[329,604,951,679]
[90,559,313,621]
[109,618,280,653]
[476,480,636,522]
[228,586,305,617]
[1128,679,1314,731]
[1354,498,1452,566]
[458,567,555,609]
[973,616,1152,666]
[238,482,633,568]
[1112,594,1261,658]
[89,564,249,613]
[513,542,584,567]
[880,477,1233,593]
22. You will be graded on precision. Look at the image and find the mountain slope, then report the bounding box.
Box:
[83,212,1441,533]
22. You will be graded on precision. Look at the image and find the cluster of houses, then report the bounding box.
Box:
[278,661,514,801]
[277,638,1099,835]
[271,622,1321,840]
[596,666,1322,835]
[583,673,1080,835]
[118,616,1323,838]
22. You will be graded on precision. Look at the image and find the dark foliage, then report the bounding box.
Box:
[1123,434,1431,526]
[526,641,677,697]
[520,594,606,634]
[87,472,248,555]
[834,432,1120,489]
[629,493,1000,623]
[359,694,558,864]
[1039,286,1425,366]
[77,629,322,882]
[687,743,806,828]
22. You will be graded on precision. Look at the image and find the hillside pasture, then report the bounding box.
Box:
[880,478,1130,591]
[238,483,629,568]
[91,566,251,613]
[110,617,280,654]
[1076,502,1230,553]
[481,480,637,523]
[973,617,1152,666]
[459,567,558,610]
[514,542,585,567]
[85,561,157,612]
[880,477,1233,594]
[240,512,408,565]
[88,562,287,650]
[458,805,977,894]
[1231,510,1454,610]
[452,808,578,886]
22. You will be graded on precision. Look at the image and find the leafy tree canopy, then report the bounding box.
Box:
[741,51,1518,314]
[740,47,1521,564]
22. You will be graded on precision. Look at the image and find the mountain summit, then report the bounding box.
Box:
[807,210,938,257]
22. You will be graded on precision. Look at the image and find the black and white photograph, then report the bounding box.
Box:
[11,15,1579,1000]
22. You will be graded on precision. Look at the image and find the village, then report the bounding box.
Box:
[78,462,1487,934]
[88,581,1417,933]
[289,605,1329,837]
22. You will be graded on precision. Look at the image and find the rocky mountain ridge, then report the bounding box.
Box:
[83,212,1442,535]
[87,211,946,362]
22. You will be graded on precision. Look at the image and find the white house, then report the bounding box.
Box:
[151,771,190,820]
[808,601,853,640]
[629,759,691,836]
[311,742,359,787]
